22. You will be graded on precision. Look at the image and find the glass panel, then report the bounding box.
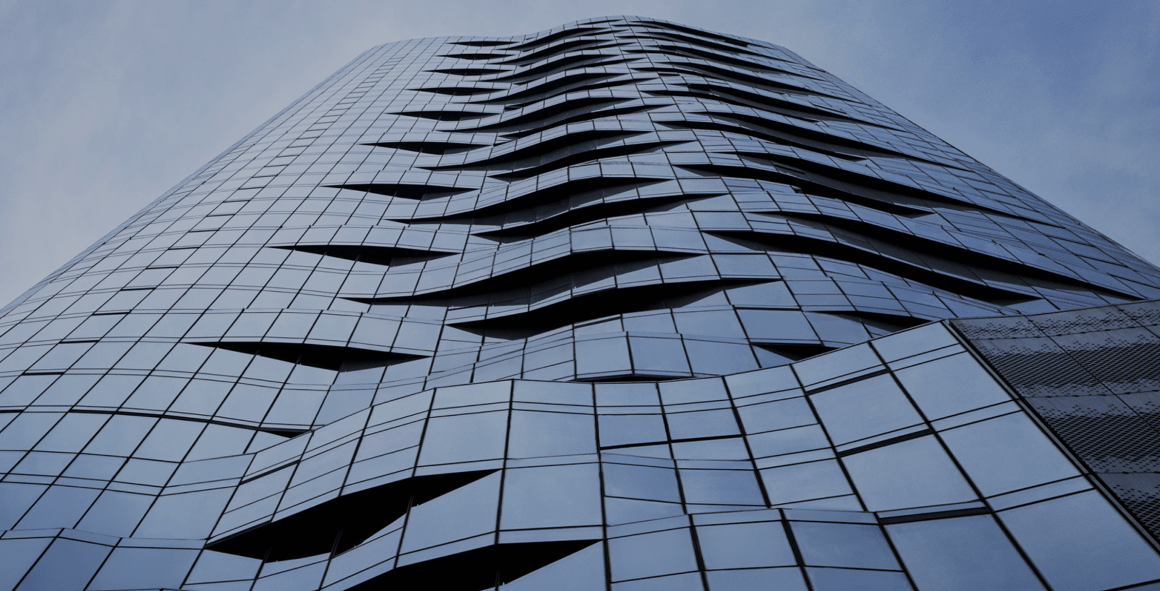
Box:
[841,435,977,511]
[666,409,739,440]
[684,340,758,375]
[134,419,205,461]
[322,528,401,589]
[350,316,400,347]
[760,460,852,506]
[887,515,1044,591]
[252,561,326,591]
[613,572,704,591]
[603,462,681,503]
[266,388,326,425]
[793,344,880,388]
[157,343,214,373]
[433,382,509,409]
[706,568,807,591]
[16,538,111,591]
[499,542,605,591]
[674,310,746,339]
[872,323,957,363]
[122,375,188,411]
[187,550,262,584]
[940,414,1080,496]
[598,414,667,448]
[418,411,507,466]
[737,309,817,341]
[35,413,109,452]
[501,464,602,529]
[198,347,254,377]
[116,458,177,486]
[29,342,93,370]
[135,488,233,539]
[186,424,255,461]
[77,490,153,537]
[225,312,278,338]
[243,355,294,383]
[894,353,1011,419]
[609,528,698,581]
[79,374,145,408]
[354,422,423,464]
[747,425,829,459]
[662,379,729,406]
[792,521,899,570]
[217,384,278,422]
[34,374,100,406]
[576,337,631,376]
[998,491,1160,591]
[0,537,52,591]
[679,469,764,505]
[0,412,63,449]
[17,484,99,530]
[87,547,199,591]
[810,374,922,445]
[400,472,500,553]
[605,497,684,525]
[508,410,595,458]
[737,396,814,434]
[12,450,71,476]
[805,568,912,591]
[84,415,157,456]
[63,454,125,480]
[597,383,659,406]
[629,336,691,374]
[0,375,58,406]
[672,438,749,460]
[697,522,795,569]
[0,482,44,529]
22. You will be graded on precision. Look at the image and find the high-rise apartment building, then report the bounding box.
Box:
[2,15,1160,591]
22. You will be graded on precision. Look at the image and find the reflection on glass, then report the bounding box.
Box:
[940,414,1079,496]
[894,353,1010,420]
[998,491,1160,591]
[805,567,912,591]
[811,374,921,445]
[501,464,602,529]
[697,522,795,569]
[887,515,1044,591]
[761,460,852,506]
[841,435,976,511]
[792,521,900,570]
[609,528,699,582]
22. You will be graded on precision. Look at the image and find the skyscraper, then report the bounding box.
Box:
[2,14,1160,590]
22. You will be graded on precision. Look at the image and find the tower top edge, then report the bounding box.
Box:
[360,15,790,55]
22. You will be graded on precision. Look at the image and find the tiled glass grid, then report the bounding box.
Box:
[0,14,1159,591]
[3,322,1159,590]
[956,299,1160,543]
[2,19,1158,370]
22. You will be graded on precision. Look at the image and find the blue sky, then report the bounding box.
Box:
[1,0,1158,307]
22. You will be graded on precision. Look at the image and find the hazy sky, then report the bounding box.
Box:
[1,0,1158,307]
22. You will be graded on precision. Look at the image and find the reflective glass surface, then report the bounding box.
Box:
[0,15,1158,591]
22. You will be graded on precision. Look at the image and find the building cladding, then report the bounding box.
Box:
[3,13,1160,591]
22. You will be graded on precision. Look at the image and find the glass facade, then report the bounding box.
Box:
[1,15,1158,590]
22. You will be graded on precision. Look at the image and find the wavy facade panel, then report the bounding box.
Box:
[1,16,1159,591]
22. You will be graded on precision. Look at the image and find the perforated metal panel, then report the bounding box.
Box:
[1104,473,1160,539]
[958,299,1160,541]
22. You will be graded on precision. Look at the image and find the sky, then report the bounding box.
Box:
[1,0,1158,307]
